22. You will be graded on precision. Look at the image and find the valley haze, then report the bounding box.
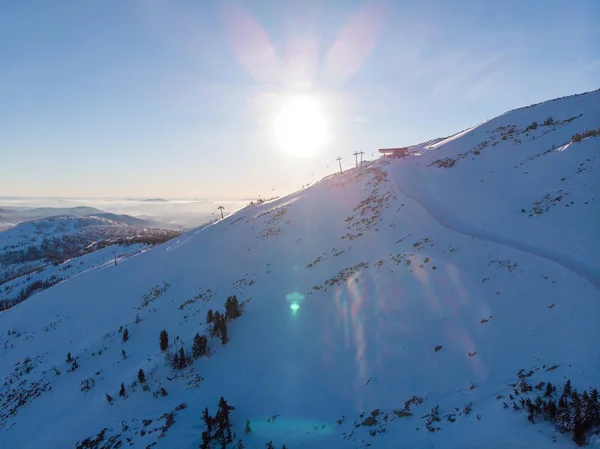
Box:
[0,197,251,230]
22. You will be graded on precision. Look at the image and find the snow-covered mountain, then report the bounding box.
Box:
[0,216,182,311]
[1,89,599,449]
[0,206,164,229]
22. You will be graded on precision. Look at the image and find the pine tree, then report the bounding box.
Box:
[544,382,554,398]
[159,329,169,351]
[589,388,600,426]
[119,382,126,397]
[215,397,233,446]
[172,352,179,370]
[138,368,146,383]
[200,431,211,449]
[572,403,586,446]
[546,399,557,420]
[563,379,572,397]
[220,317,228,344]
[225,295,242,321]
[122,349,127,360]
[212,312,228,344]
[525,398,535,424]
[211,311,222,337]
[557,396,571,432]
[192,333,209,359]
[66,352,72,363]
[178,347,187,369]
[122,329,129,342]
[206,309,214,324]
[203,407,213,433]
[106,393,113,404]
[245,419,251,433]
[266,442,275,449]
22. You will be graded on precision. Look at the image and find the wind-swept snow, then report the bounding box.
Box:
[424,126,479,150]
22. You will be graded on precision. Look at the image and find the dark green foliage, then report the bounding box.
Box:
[122,329,129,342]
[68,359,79,372]
[200,431,211,449]
[160,329,169,351]
[66,352,72,363]
[573,404,585,446]
[572,127,599,142]
[121,349,127,360]
[200,398,235,449]
[178,347,187,369]
[137,368,146,383]
[563,379,572,396]
[512,378,600,446]
[203,407,213,433]
[192,333,209,359]
[171,347,192,370]
[225,295,242,321]
[206,309,214,324]
[245,419,251,433]
[525,121,538,131]
[543,116,554,126]
[266,442,275,449]
[119,383,125,397]
[211,311,228,344]
[106,393,113,404]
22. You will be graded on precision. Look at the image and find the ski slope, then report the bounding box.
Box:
[0,89,599,449]
[0,216,181,311]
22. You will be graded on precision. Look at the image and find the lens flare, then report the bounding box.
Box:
[286,292,304,315]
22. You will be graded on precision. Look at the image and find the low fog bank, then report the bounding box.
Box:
[0,197,252,230]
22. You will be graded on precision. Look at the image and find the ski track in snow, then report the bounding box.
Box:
[389,166,600,291]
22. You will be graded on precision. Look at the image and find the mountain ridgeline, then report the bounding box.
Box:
[0,89,599,448]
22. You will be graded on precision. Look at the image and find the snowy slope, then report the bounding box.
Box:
[0,216,182,311]
[1,242,150,305]
[1,90,599,449]
[0,215,135,251]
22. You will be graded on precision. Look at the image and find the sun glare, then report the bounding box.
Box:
[272,96,329,157]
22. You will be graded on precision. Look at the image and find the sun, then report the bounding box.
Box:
[272,95,329,157]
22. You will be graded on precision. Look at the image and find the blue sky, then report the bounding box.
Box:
[1,0,598,199]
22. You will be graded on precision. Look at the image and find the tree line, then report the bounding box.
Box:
[159,295,243,371]
[510,378,599,446]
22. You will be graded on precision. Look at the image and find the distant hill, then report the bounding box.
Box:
[0,215,182,311]
[0,206,161,229]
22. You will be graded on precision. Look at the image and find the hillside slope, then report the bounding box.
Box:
[0,90,599,449]
[0,216,181,311]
